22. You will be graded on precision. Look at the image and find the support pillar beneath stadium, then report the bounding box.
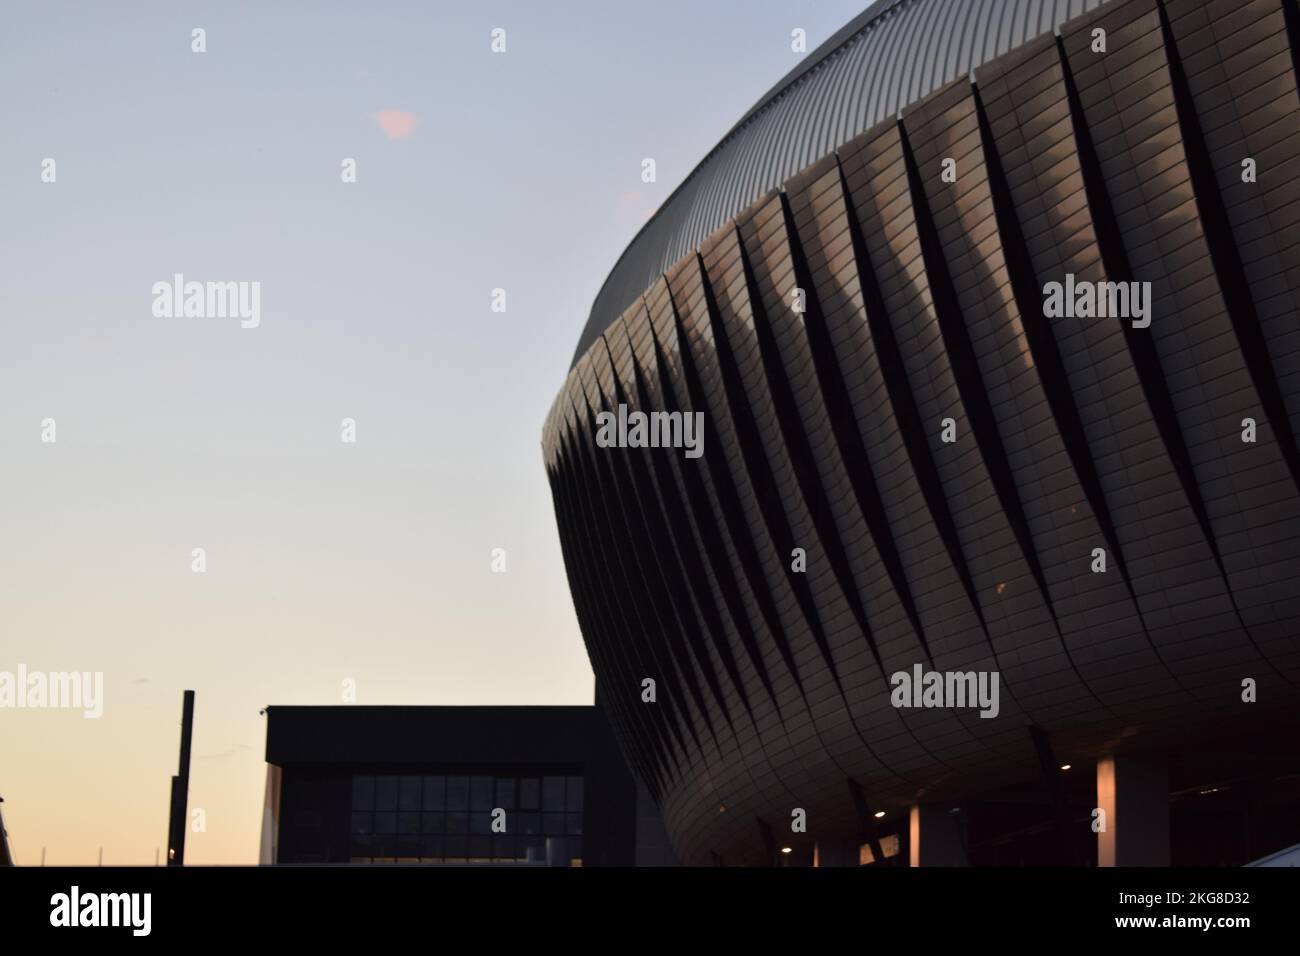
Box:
[908,804,967,866]
[1096,754,1170,867]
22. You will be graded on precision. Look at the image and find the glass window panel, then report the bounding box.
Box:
[375,776,398,812]
[443,835,467,861]
[373,812,397,834]
[422,776,446,811]
[519,838,543,863]
[398,836,420,860]
[492,835,516,861]
[399,776,422,812]
[566,776,584,811]
[446,776,469,811]
[495,777,515,810]
[372,836,394,860]
[542,812,565,834]
[468,835,491,861]
[420,835,442,862]
[470,811,492,835]
[542,776,565,811]
[421,812,444,834]
[470,776,493,810]
[350,835,371,861]
[350,812,373,836]
[351,776,375,812]
[517,811,540,835]
[398,812,420,835]
[566,812,583,836]
[518,778,540,810]
[445,812,468,834]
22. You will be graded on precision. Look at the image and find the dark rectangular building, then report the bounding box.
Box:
[261,702,673,866]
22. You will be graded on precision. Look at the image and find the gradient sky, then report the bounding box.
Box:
[0,0,865,864]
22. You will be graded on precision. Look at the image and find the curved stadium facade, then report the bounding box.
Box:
[543,0,1300,866]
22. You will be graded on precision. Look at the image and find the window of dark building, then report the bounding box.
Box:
[349,773,585,864]
[470,775,493,811]
[542,776,565,811]
[422,775,445,811]
[446,776,469,811]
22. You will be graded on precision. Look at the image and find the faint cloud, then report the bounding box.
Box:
[375,109,417,140]
[618,190,657,224]
[197,744,253,762]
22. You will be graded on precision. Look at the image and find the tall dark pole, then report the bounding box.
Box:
[166,690,195,866]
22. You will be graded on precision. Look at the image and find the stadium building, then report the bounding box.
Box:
[542,0,1300,865]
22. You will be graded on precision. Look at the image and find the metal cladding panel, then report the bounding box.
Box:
[575,0,1114,367]
[545,0,1300,864]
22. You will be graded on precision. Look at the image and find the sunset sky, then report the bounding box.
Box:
[0,0,862,864]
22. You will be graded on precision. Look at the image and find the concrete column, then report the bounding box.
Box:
[909,804,968,866]
[1096,754,1170,866]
